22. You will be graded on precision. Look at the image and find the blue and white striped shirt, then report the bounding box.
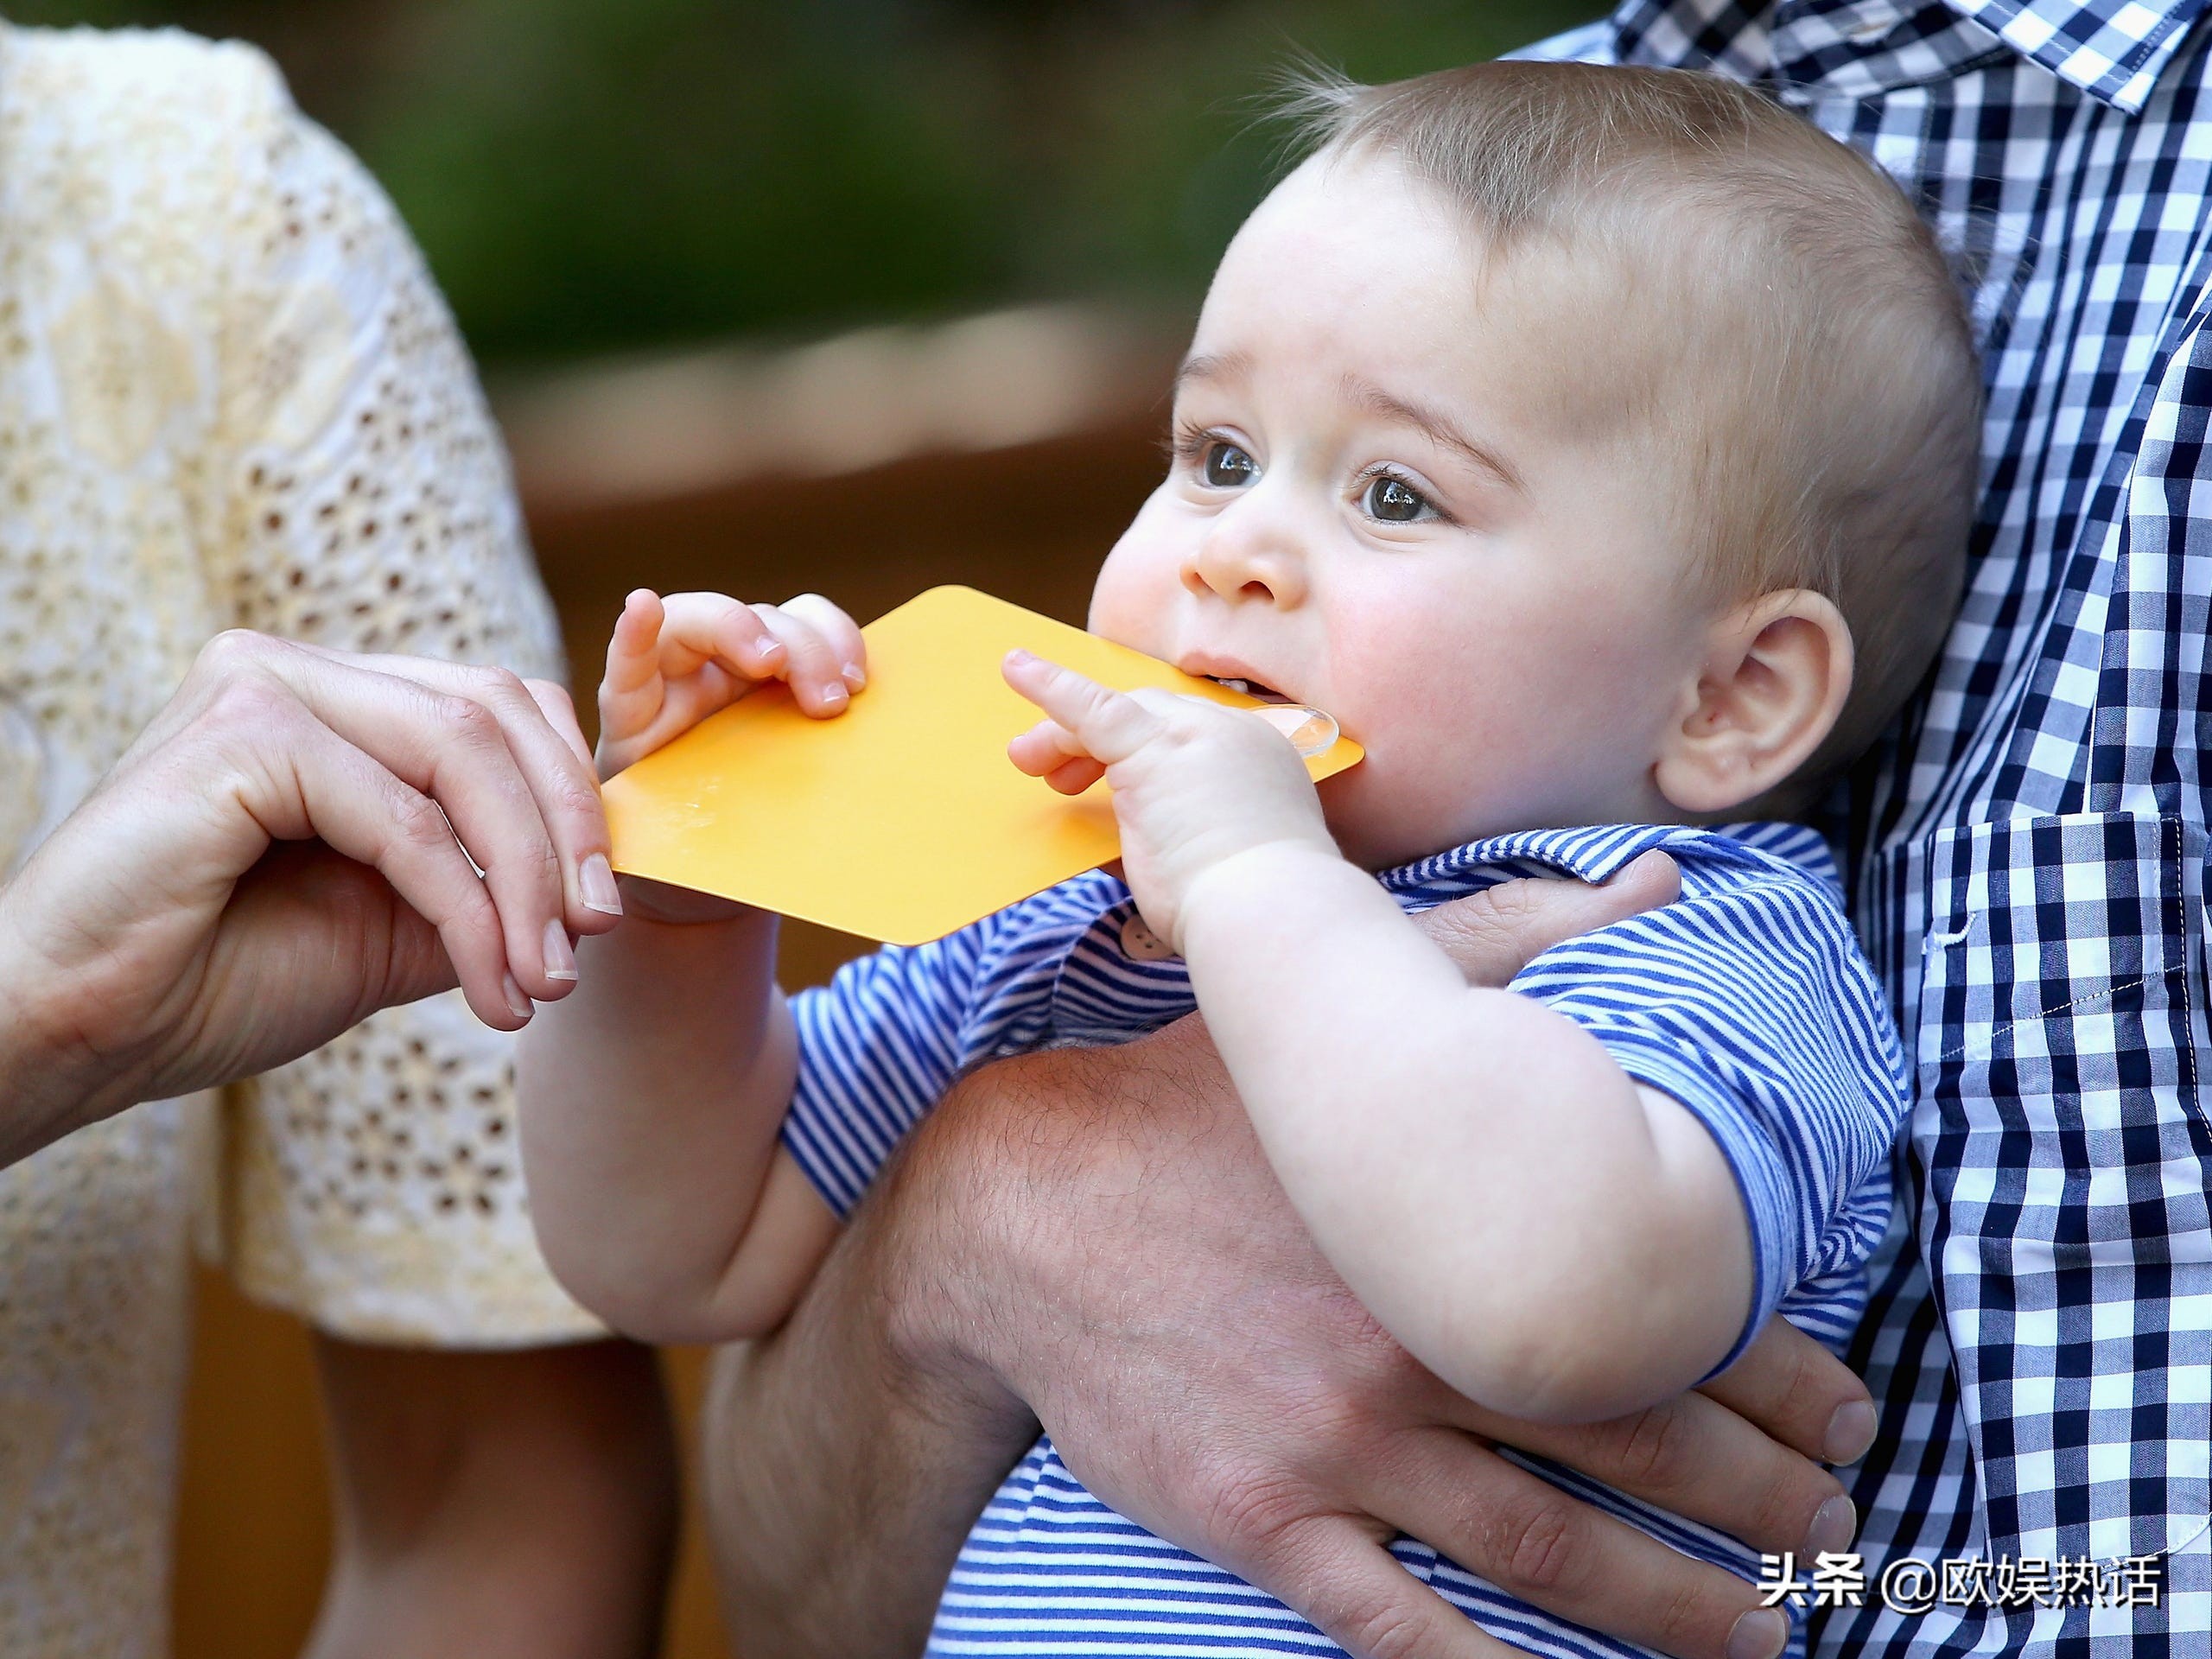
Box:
[783,820,1910,1656]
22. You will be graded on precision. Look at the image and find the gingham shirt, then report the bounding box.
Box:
[783,822,1909,1657]
[1522,2,2212,1652]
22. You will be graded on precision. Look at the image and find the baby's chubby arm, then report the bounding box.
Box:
[1007,652,1752,1425]
[518,590,865,1344]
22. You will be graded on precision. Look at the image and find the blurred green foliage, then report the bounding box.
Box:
[9,1,1603,365]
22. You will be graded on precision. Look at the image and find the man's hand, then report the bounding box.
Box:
[721,850,1875,1659]
[0,632,623,1165]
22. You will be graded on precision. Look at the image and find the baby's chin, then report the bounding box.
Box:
[1319,765,1624,871]
[1315,769,1465,873]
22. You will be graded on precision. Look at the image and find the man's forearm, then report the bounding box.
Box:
[700,951,1855,1659]
[703,1089,1042,1659]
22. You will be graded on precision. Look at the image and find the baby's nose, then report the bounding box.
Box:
[1185,515,1308,607]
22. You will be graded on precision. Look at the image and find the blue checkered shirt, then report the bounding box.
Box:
[1521,1,2212,1651]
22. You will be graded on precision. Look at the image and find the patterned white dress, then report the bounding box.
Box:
[0,24,600,1656]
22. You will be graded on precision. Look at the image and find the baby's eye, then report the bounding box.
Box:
[1361,474,1435,524]
[1203,441,1258,489]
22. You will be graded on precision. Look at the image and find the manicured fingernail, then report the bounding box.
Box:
[542,919,578,982]
[756,636,783,661]
[503,974,534,1022]
[1805,1493,1857,1557]
[1007,648,1035,668]
[818,682,847,708]
[1727,1608,1787,1659]
[842,660,867,691]
[1824,1399,1878,1464]
[580,853,623,915]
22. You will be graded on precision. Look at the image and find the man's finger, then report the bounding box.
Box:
[1001,652,1163,766]
[1455,1386,1852,1558]
[1363,1428,1785,1659]
[1416,850,1680,987]
[1699,1314,1878,1467]
[1236,1514,1529,1659]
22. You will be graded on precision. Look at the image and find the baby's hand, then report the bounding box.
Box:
[596,589,866,780]
[596,589,865,925]
[1004,650,1336,951]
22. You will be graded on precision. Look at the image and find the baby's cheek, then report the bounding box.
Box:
[1086,497,1188,645]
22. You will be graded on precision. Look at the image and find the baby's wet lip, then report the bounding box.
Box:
[1200,672,1295,705]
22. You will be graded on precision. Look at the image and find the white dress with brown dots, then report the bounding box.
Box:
[0,25,600,1656]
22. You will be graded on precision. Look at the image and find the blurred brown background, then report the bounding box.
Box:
[3,0,1601,1652]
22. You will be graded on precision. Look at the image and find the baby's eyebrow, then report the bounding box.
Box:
[1174,350,1253,391]
[1344,377,1525,493]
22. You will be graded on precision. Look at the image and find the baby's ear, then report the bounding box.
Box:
[1654,591,1853,817]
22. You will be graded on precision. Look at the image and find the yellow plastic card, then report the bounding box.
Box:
[602,585,1364,944]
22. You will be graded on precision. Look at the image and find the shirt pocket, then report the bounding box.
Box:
[1911,810,2206,1121]
[1886,807,2212,1563]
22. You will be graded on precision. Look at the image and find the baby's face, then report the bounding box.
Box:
[1089,152,1721,868]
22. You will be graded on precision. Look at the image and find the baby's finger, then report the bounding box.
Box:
[602,590,668,696]
[599,589,671,743]
[658,592,788,684]
[1007,719,1106,794]
[1044,755,1106,795]
[1001,652,1163,766]
[752,602,852,716]
[1007,716,1089,777]
[779,593,868,692]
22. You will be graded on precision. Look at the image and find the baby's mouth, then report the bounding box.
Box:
[1204,675,1295,705]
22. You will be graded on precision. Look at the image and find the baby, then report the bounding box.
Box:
[518,60,1977,1658]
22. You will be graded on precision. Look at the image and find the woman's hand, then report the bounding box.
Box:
[595,588,866,925]
[0,632,625,1166]
[1004,649,1335,950]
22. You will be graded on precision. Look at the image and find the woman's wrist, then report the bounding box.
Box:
[0,891,107,1162]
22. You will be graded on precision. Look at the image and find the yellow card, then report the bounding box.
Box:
[602,585,1363,945]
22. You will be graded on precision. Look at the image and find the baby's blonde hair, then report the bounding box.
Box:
[1289,60,1980,773]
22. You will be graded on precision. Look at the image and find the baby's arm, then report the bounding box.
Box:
[1178,842,1750,1423]
[518,590,865,1344]
[1007,654,1751,1425]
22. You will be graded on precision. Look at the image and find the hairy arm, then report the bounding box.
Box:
[709,860,1874,1659]
[706,1088,1045,1659]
